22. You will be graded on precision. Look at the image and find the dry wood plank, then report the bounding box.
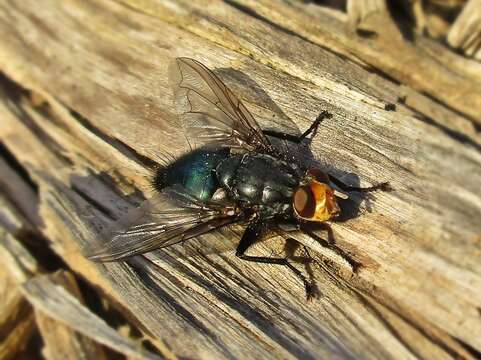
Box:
[0,155,39,238]
[1,230,39,282]
[448,0,481,59]
[0,290,34,360]
[0,182,155,358]
[33,270,109,360]
[0,152,40,229]
[0,230,37,360]
[0,0,480,359]
[208,0,481,126]
[21,273,162,360]
[347,0,387,30]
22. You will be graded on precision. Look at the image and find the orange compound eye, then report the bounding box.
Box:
[293,186,316,219]
[293,181,340,222]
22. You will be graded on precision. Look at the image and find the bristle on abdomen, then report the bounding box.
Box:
[152,166,168,192]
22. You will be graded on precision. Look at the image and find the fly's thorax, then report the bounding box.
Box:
[215,153,300,215]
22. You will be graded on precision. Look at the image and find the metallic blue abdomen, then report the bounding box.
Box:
[156,148,229,201]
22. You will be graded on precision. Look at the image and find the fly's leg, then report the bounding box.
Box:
[263,110,332,143]
[236,217,315,299]
[329,174,392,193]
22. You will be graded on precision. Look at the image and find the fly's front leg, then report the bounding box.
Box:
[236,216,314,299]
[263,110,332,143]
[329,174,392,193]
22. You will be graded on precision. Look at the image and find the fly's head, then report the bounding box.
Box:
[292,169,340,222]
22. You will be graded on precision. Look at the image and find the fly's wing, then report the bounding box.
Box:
[86,186,240,261]
[169,57,272,153]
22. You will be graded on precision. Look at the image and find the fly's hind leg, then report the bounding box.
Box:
[263,110,332,143]
[329,174,392,193]
[236,217,315,299]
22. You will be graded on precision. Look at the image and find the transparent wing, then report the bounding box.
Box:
[169,57,272,152]
[86,186,240,261]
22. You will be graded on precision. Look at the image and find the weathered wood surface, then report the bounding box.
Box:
[0,0,480,358]
[448,0,481,60]
[21,273,161,360]
[0,231,37,360]
[31,271,109,360]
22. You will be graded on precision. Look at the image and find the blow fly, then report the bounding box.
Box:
[88,58,390,297]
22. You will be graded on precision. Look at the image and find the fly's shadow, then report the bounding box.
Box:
[215,66,375,222]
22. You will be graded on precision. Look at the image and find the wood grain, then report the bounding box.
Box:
[448,0,481,59]
[0,0,480,358]
[33,271,109,360]
[0,231,37,360]
[21,273,161,360]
